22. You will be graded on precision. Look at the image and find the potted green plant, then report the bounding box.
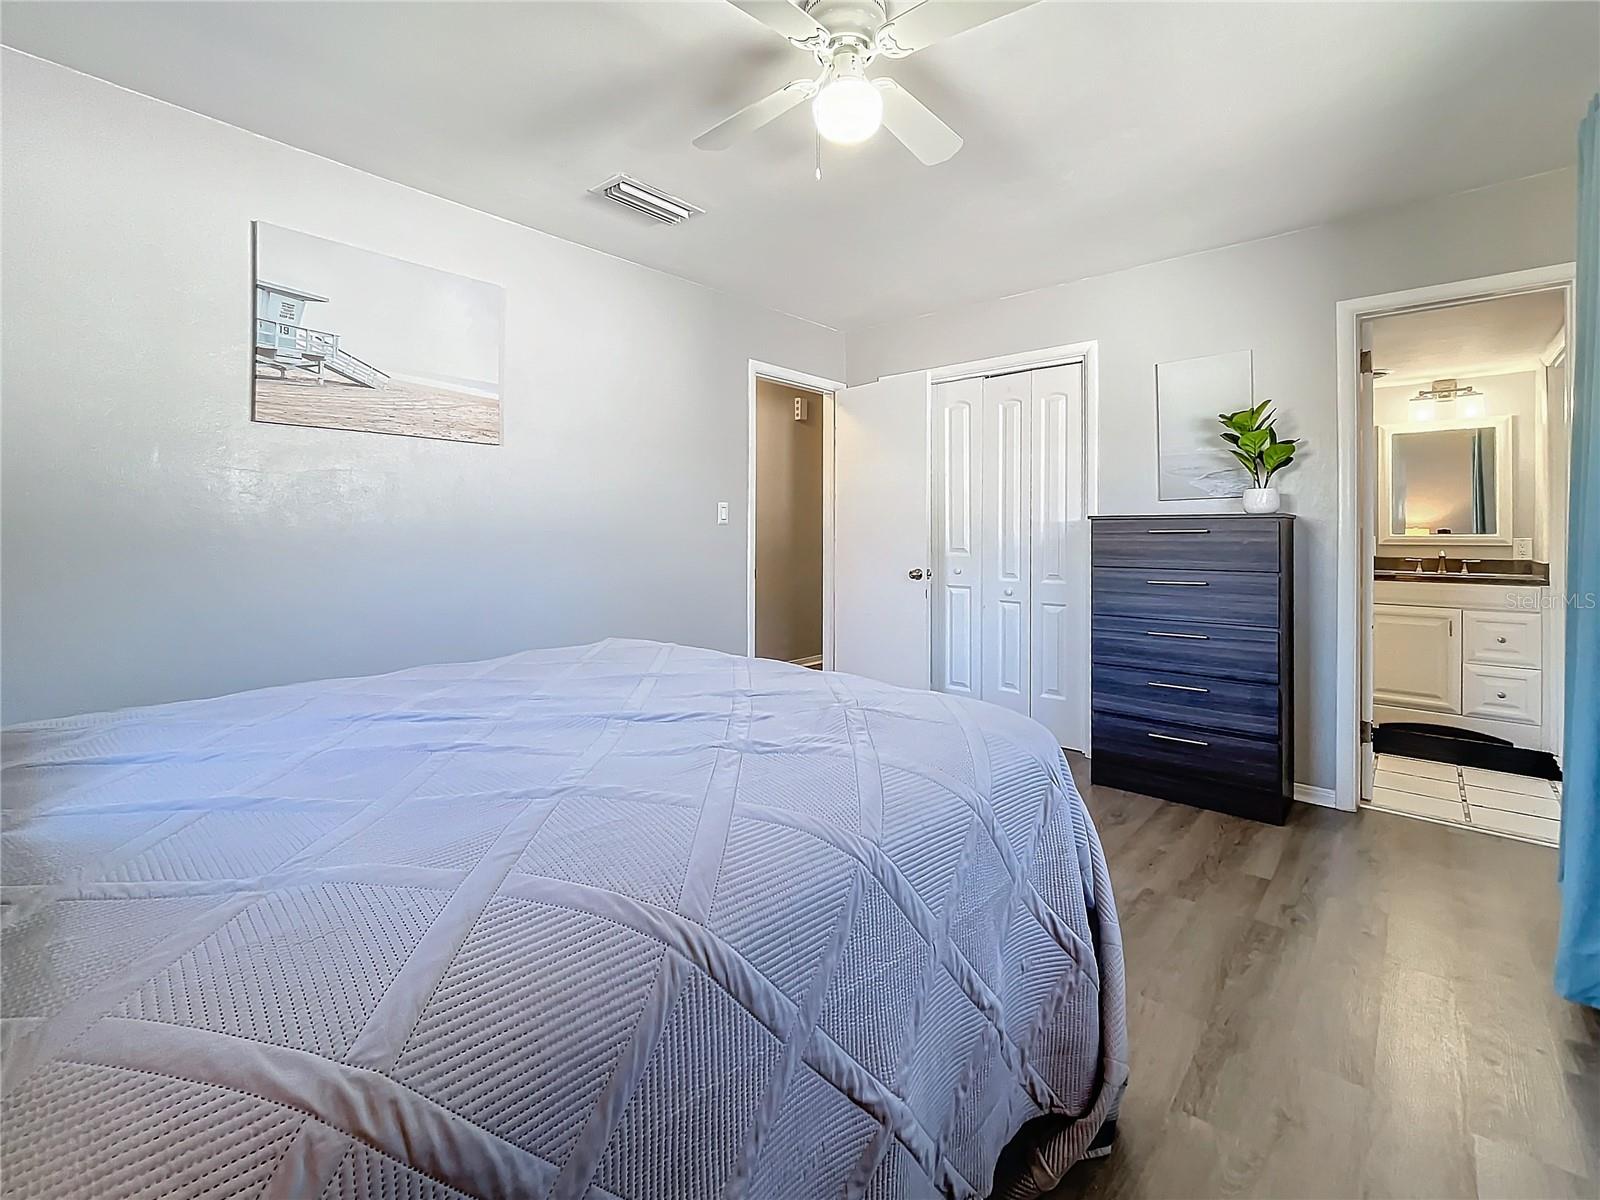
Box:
[1218,400,1300,513]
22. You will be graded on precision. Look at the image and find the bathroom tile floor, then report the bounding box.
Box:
[1368,754,1560,845]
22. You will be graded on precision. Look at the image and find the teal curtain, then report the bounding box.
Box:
[1556,93,1600,1008]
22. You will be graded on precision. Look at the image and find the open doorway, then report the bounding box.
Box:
[1355,283,1571,845]
[752,375,829,668]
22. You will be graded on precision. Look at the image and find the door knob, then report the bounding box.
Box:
[908,568,925,580]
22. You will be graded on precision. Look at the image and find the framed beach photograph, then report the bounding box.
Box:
[1155,350,1254,499]
[252,223,504,444]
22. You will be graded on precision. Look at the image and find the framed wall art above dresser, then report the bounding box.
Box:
[1089,515,1295,824]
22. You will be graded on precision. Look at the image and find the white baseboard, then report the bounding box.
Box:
[1294,783,1337,809]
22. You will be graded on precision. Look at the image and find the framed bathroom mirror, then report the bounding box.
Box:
[1377,415,1513,546]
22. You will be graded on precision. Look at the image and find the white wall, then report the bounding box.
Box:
[0,53,844,724]
[846,168,1578,791]
[1373,370,1541,554]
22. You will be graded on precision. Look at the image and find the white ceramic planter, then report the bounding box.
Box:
[1242,486,1281,514]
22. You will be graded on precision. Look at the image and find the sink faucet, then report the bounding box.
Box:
[1437,549,1448,573]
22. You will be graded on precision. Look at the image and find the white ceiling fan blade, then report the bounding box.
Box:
[724,0,828,43]
[877,0,1042,56]
[875,79,963,165]
[694,80,815,150]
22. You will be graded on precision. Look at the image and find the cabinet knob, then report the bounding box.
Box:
[1496,636,1507,644]
[1496,691,1508,700]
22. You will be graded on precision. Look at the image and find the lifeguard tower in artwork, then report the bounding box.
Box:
[254,282,389,389]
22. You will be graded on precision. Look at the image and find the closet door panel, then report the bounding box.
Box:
[1030,363,1087,750]
[982,372,1031,715]
[932,379,982,696]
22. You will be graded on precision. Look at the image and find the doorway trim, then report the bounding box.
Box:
[1333,264,1576,812]
[747,359,844,664]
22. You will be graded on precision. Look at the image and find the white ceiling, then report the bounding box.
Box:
[1370,289,1567,382]
[4,1,1596,330]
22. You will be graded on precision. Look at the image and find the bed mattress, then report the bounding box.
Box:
[1,639,1126,1199]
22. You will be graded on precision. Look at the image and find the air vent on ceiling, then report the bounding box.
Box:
[591,174,703,225]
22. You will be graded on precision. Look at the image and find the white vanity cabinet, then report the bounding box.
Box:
[1372,581,1549,750]
[1373,604,1462,713]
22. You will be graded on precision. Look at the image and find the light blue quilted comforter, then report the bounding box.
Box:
[1,640,1126,1199]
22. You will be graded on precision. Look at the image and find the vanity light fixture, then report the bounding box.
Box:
[1411,378,1482,404]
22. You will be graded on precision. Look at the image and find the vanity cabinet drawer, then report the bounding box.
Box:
[1092,518,1284,572]
[1092,567,1280,627]
[1463,664,1542,725]
[1463,610,1542,670]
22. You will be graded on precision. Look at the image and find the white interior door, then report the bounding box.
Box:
[1029,363,1089,751]
[932,378,983,698]
[981,372,1032,716]
[832,371,931,689]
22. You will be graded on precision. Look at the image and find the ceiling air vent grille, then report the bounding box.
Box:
[591,174,703,225]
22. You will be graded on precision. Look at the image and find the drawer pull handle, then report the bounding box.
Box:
[1496,691,1508,700]
[1145,528,1211,535]
[1148,732,1210,747]
[1496,636,1508,644]
[1146,580,1210,587]
[1148,681,1209,693]
[1146,630,1210,640]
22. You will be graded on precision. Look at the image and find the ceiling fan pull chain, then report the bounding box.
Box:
[815,127,823,181]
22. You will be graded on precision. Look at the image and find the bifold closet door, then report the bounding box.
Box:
[980,371,1032,717]
[1030,363,1089,751]
[932,362,1087,748]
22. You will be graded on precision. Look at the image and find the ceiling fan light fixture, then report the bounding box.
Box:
[812,67,882,144]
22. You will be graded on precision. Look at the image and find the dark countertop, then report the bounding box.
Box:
[1373,556,1549,586]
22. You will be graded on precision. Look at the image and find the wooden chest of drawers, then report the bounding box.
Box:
[1090,515,1295,824]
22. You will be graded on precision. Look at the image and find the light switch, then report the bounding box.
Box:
[717,501,729,525]
[1513,537,1533,560]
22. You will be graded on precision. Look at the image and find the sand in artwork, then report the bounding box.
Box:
[252,377,501,443]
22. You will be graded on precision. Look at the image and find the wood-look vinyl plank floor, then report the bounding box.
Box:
[1042,755,1598,1200]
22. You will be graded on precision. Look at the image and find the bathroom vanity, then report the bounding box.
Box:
[1372,565,1554,751]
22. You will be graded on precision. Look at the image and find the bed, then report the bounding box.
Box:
[0,639,1126,1200]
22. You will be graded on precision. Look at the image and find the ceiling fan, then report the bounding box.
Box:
[694,0,1041,166]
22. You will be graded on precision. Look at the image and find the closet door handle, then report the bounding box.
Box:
[1146,580,1209,587]
[908,569,925,580]
[1148,732,1210,747]
[1148,681,1209,693]
[1146,631,1209,640]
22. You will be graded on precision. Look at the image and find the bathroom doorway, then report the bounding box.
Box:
[1352,280,1572,844]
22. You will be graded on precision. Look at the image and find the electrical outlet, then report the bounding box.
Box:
[716,501,729,526]
[1513,537,1533,560]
